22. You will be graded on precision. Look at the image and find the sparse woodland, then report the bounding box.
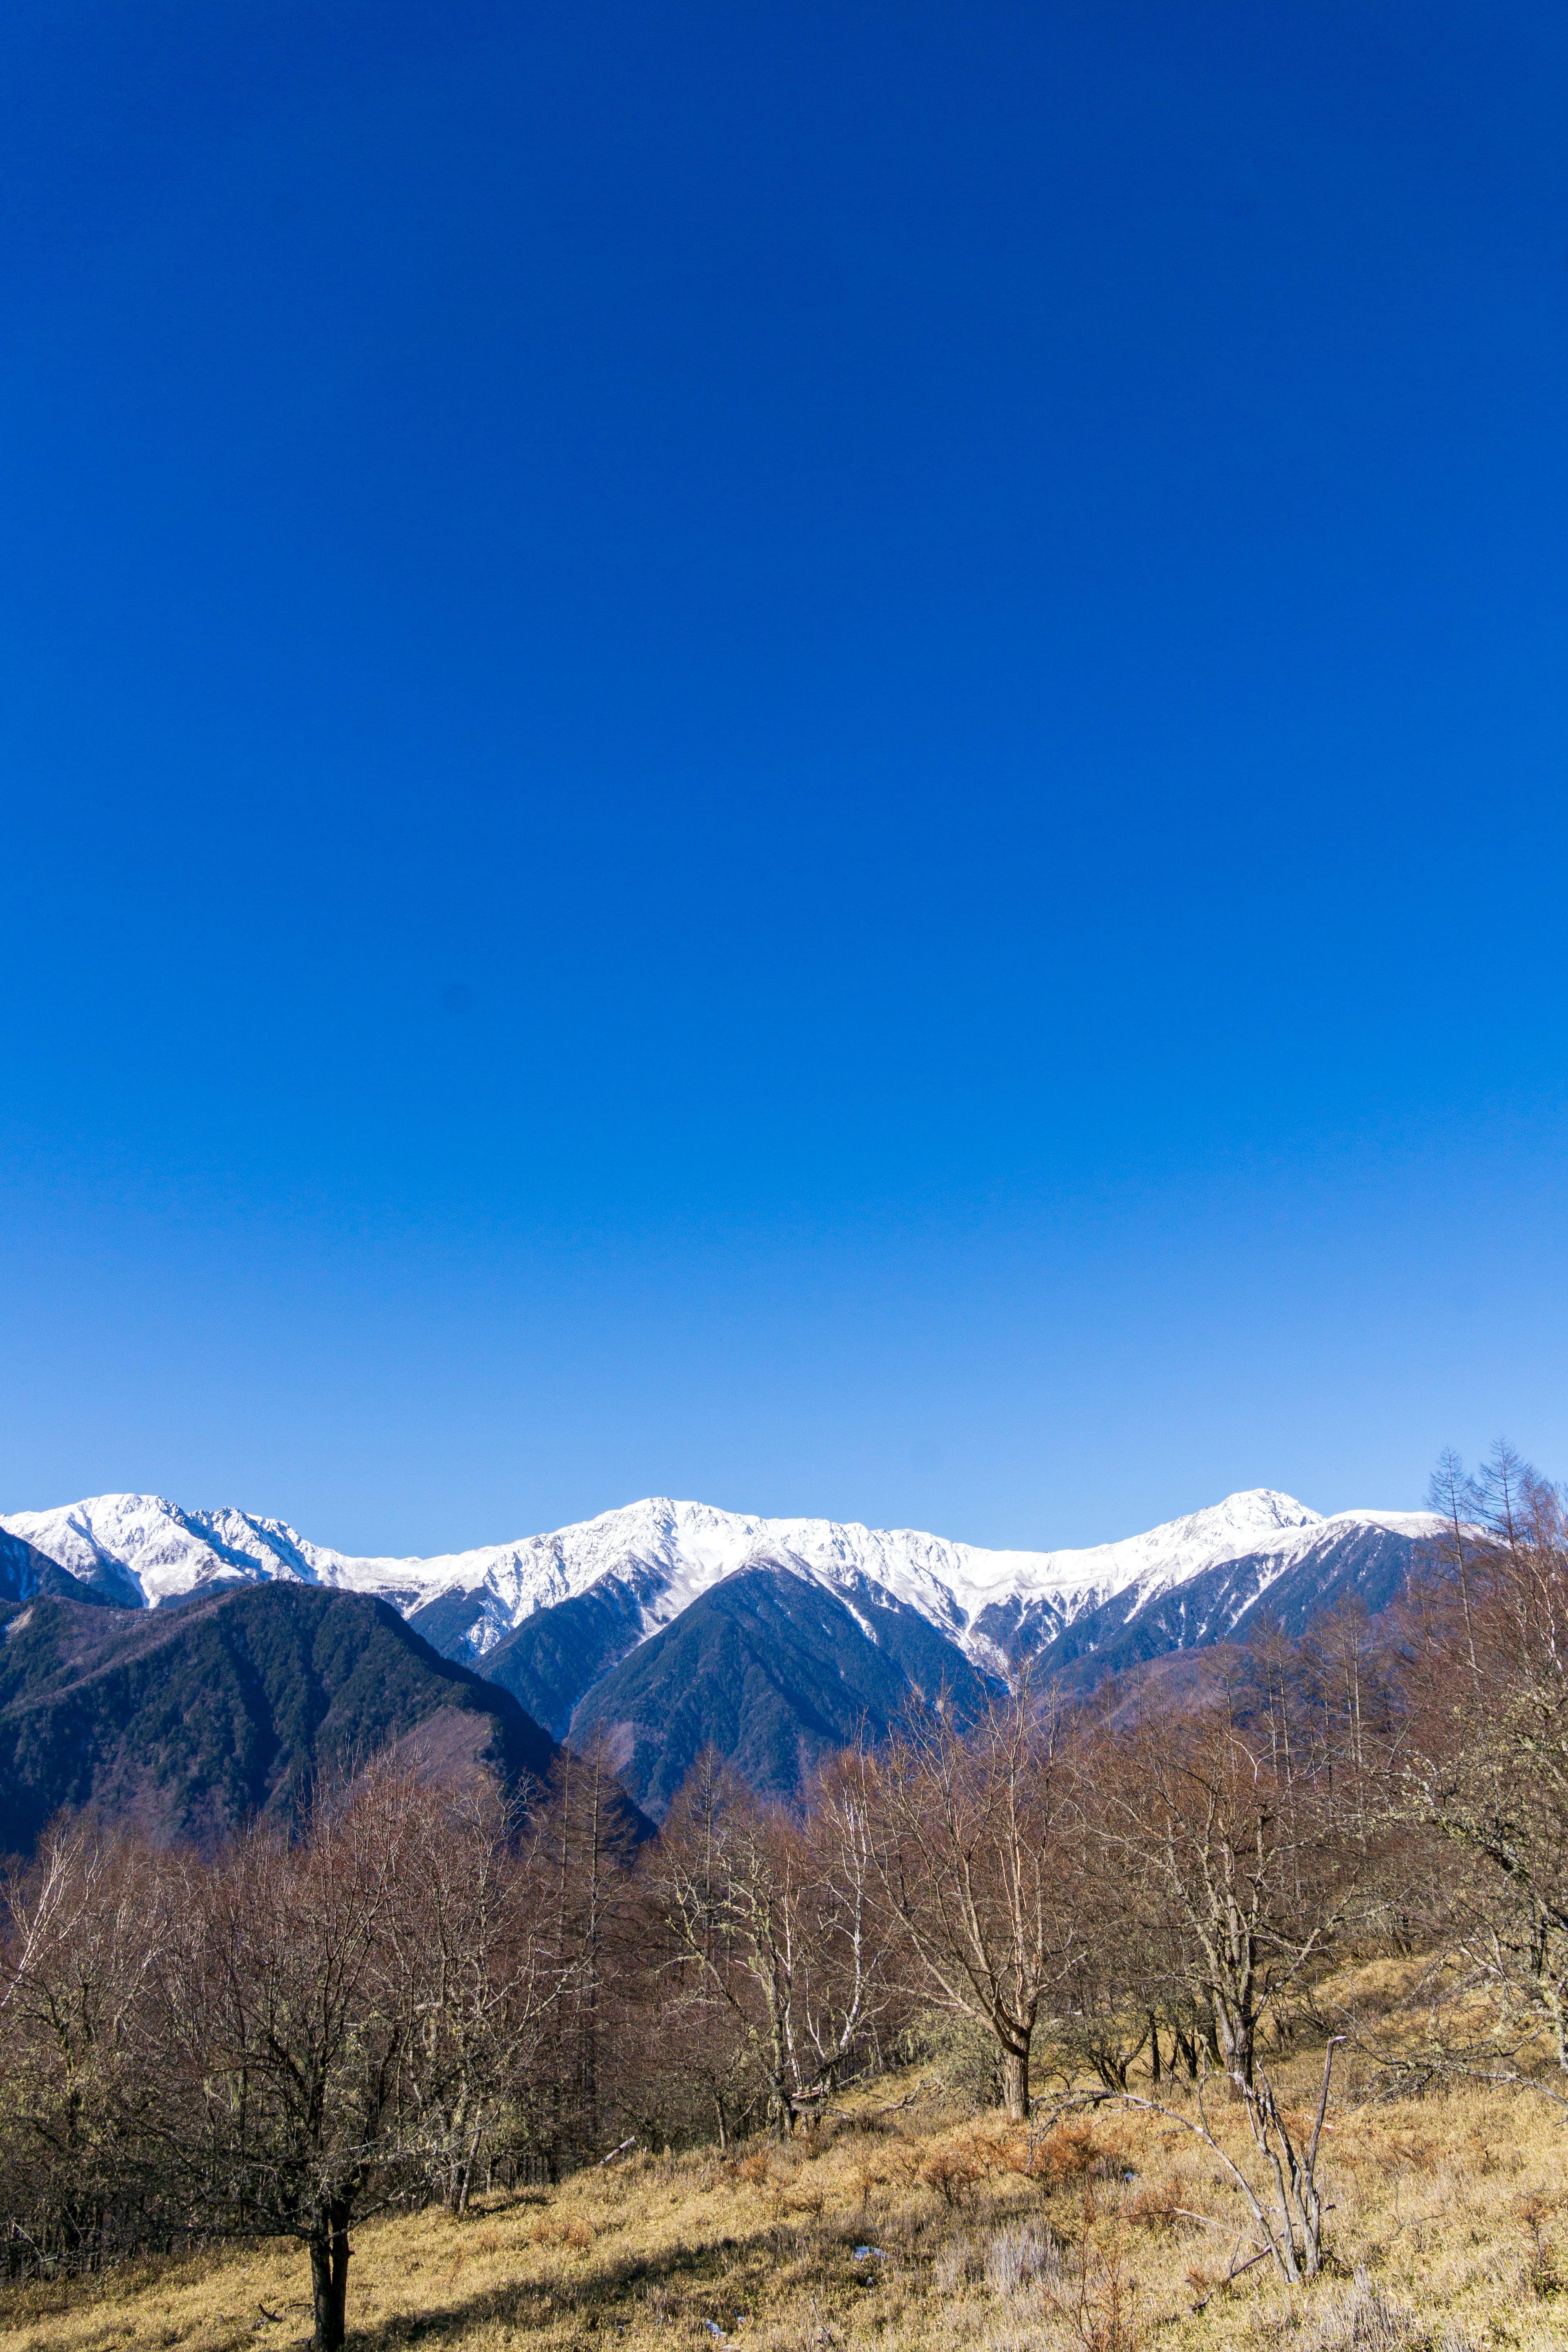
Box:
[4,1445,1568,2352]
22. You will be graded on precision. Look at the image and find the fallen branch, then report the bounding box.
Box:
[1190,2242,1273,2314]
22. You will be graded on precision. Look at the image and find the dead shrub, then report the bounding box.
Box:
[919,2136,999,2209]
[920,2149,981,2208]
[1517,2193,1564,2298]
[1041,2120,1100,2182]
[1009,2119,1131,2195]
[527,2214,595,2252]
[1125,2174,1199,2236]
[1037,2221,1143,2352]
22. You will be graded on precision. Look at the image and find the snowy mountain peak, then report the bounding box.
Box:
[0,1484,1436,1681]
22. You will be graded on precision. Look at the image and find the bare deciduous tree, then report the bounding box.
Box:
[147,1765,432,2352]
[396,1776,566,2212]
[525,1738,644,2170]
[1399,1447,1568,2098]
[0,1824,167,2271]
[854,1683,1081,2121]
[1090,1688,1350,2096]
[655,1753,891,2138]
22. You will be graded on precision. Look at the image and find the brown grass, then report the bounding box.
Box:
[5,2028,1568,2352]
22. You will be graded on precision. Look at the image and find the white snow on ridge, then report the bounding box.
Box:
[0,1488,1444,1668]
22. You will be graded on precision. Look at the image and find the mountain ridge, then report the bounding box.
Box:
[0,1582,562,1857]
[0,1488,1449,1826]
[0,1488,1441,1682]
[568,1562,993,1818]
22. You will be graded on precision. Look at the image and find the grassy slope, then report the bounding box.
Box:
[6,1983,1566,2352]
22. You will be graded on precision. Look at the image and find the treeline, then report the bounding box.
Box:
[3,1445,1565,2350]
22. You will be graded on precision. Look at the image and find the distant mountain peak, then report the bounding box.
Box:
[2,1482,1435,1680]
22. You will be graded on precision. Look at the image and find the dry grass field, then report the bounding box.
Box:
[6,2000,1567,2352]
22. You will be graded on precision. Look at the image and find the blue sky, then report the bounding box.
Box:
[4,0,1567,1554]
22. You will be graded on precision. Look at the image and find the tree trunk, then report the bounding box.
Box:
[1218,2009,1254,2094]
[1001,2045,1029,2123]
[310,2207,351,2352]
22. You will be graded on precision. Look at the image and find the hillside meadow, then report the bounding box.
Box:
[5,1992,1565,2352]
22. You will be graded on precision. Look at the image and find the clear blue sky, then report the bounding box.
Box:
[4,0,1567,1555]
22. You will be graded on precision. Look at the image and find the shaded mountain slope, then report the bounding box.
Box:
[0,1528,125,1608]
[476,1544,1004,1745]
[479,1577,648,1739]
[1021,1515,1430,1686]
[0,1582,559,1858]
[568,1564,989,1818]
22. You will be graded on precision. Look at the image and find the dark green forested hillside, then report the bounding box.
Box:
[0,1582,559,1856]
[480,1577,648,1736]
[569,1563,989,1817]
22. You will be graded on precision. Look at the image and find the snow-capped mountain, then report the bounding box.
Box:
[1,1486,1441,1678]
[0,1492,517,1617]
[959,1499,1442,1670]
[1,1487,1450,1819]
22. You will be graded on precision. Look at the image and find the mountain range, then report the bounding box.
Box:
[0,1488,1443,1829]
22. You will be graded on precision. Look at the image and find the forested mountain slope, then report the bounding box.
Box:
[0,1582,559,1856]
[568,1563,991,1817]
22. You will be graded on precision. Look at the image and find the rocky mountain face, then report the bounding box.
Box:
[2,1486,1446,1822]
[0,1526,124,1608]
[976,1511,1438,1683]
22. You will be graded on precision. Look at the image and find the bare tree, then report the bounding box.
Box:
[1398,1446,1568,2097]
[1054,1836,1165,2094]
[396,1776,566,2212]
[854,1682,1081,2121]
[654,1753,891,2138]
[1091,1684,1351,2096]
[1049,2038,1345,2285]
[525,1739,644,2170]
[145,1764,434,2352]
[0,1823,168,2272]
